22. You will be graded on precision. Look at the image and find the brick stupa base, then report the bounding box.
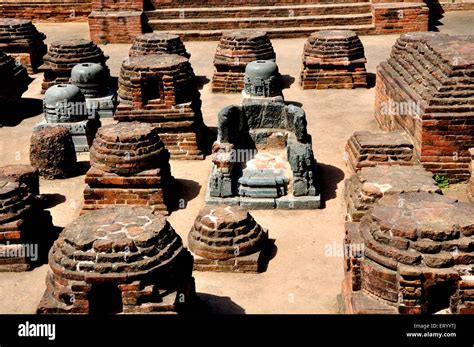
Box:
[374,33,474,182]
[83,122,173,215]
[300,30,367,89]
[345,131,416,173]
[0,18,47,74]
[188,205,268,273]
[212,30,276,93]
[0,165,53,271]
[341,192,474,314]
[37,206,197,314]
[344,165,440,222]
[39,39,109,94]
[115,54,211,160]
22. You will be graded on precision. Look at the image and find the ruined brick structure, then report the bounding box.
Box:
[129,32,190,58]
[39,39,109,94]
[0,165,53,271]
[212,30,276,94]
[89,0,428,43]
[0,18,47,74]
[83,122,174,214]
[341,192,474,314]
[0,1,432,43]
[344,165,440,222]
[188,205,269,273]
[345,131,415,173]
[375,32,474,182]
[469,148,474,201]
[30,127,78,179]
[35,84,101,152]
[114,54,210,159]
[0,0,91,22]
[88,0,145,43]
[0,50,30,107]
[37,206,197,314]
[300,30,367,89]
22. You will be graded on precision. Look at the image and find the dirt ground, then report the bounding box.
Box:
[0,11,472,314]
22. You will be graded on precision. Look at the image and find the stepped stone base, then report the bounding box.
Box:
[205,170,321,209]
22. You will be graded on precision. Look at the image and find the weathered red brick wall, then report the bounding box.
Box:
[372,3,429,34]
[148,0,371,7]
[435,0,474,11]
[89,11,145,43]
[89,0,145,43]
[0,1,91,22]
[375,66,474,183]
[469,148,474,201]
[91,0,143,10]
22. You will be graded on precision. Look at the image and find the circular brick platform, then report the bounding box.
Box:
[212,30,276,93]
[214,30,275,67]
[0,177,31,224]
[41,39,109,93]
[0,18,47,74]
[38,206,196,313]
[343,192,474,314]
[0,18,46,43]
[89,122,170,175]
[189,205,267,260]
[129,32,190,58]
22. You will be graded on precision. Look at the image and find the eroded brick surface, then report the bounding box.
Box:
[39,39,109,94]
[342,192,474,314]
[0,18,47,74]
[188,205,268,272]
[114,54,211,159]
[84,122,173,214]
[344,165,440,222]
[375,33,474,182]
[37,206,196,313]
[300,29,367,89]
[212,30,276,94]
[345,130,416,172]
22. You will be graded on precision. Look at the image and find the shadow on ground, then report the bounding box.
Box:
[367,72,376,89]
[318,163,345,208]
[196,293,246,314]
[259,238,277,273]
[170,178,201,213]
[427,0,444,31]
[39,193,66,209]
[196,75,210,90]
[281,74,295,90]
[0,98,43,127]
